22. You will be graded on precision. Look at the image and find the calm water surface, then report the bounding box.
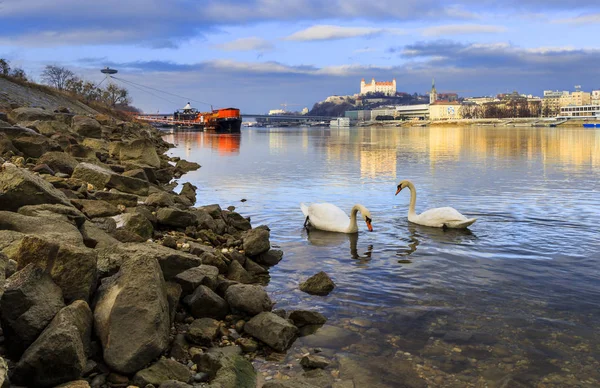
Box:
[164,126,600,387]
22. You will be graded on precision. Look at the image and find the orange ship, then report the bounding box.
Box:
[174,103,242,133]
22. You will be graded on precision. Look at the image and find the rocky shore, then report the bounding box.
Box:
[0,106,331,388]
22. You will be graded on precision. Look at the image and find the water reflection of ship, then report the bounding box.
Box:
[202,133,241,155]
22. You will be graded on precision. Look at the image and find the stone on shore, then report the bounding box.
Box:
[179,182,197,203]
[133,358,191,387]
[174,265,219,294]
[157,207,197,228]
[224,211,251,231]
[0,264,65,354]
[112,212,153,240]
[186,318,221,346]
[8,107,55,123]
[289,310,327,327]
[71,199,120,218]
[0,357,8,388]
[227,260,253,284]
[12,134,59,158]
[91,190,138,207]
[17,203,86,227]
[300,355,330,369]
[242,228,270,257]
[244,312,298,352]
[175,159,200,172]
[300,272,335,296]
[94,257,170,374]
[79,220,120,249]
[119,139,161,168]
[184,285,229,319]
[0,164,72,211]
[196,347,255,388]
[12,300,93,387]
[255,249,284,266]
[71,162,149,195]
[225,284,272,316]
[11,235,97,303]
[72,116,102,138]
[0,211,84,246]
[145,191,175,207]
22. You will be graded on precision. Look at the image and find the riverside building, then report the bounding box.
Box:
[360,78,397,96]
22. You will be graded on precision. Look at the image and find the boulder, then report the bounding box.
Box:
[186,318,220,346]
[18,203,86,227]
[27,120,71,137]
[8,107,55,123]
[0,211,83,246]
[72,116,102,138]
[122,168,148,181]
[0,133,19,155]
[244,312,298,352]
[0,357,9,388]
[12,135,59,158]
[227,260,253,284]
[38,151,79,176]
[96,242,201,279]
[300,272,335,296]
[0,264,65,354]
[224,212,251,231]
[184,285,229,319]
[173,265,219,294]
[0,164,72,211]
[12,301,93,387]
[71,199,120,218]
[206,351,255,388]
[289,311,327,327]
[179,182,197,203]
[91,190,138,207]
[11,235,97,303]
[193,209,217,232]
[71,162,149,195]
[119,139,161,168]
[175,159,200,172]
[113,212,153,240]
[224,284,272,316]
[32,163,55,175]
[145,191,175,207]
[132,359,191,387]
[94,256,170,374]
[157,207,197,228]
[165,281,182,325]
[300,355,330,369]
[81,138,109,152]
[65,144,98,159]
[242,228,270,257]
[244,258,268,275]
[78,220,120,249]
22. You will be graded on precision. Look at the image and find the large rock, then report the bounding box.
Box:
[205,351,255,388]
[0,264,65,354]
[8,107,55,123]
[96,242,201,279]
[12,301,93,387]
[92,190,138,207]
[0,133,19,155]
[10,235,97,303]
[94,256,170,374]
[145,192,175,208]
[12,135,59,157]
[289,310,327,327]
[0,211,83,247]
[299,272,335,296]
[113,212,153,240]
[224,212,251,231]
[119,139,161,168]
[133,359,191,387]
[227,260,253,284]
[71,162,149,195]
[38,151,80,175]
[174,265,219,294]
[18,203,86,227]
[0,357,9,388]
[244,312,298,352]
[186,318,220,346]
[179,182,196,204]
[78,220,120,249]
[175,159,200,172]
[157,207,197,228]
[71,199,120,218]
[242,228,270,257]
[184,285,229,319]
[72,116,102,138]
[224,284,272,316]
[0,164,72,211]
[28,120,71,137]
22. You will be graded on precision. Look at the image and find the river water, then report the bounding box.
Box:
[164,126,600,387]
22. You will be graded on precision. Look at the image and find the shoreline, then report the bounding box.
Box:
[0,105,329,387]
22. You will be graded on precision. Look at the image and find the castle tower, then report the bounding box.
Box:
[430,78,437,104]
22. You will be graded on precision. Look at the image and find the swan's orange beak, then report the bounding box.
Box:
[395,186,402,196]
[366,220,373,232]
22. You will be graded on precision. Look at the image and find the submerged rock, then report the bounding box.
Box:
[244,312,298,352]
[299,272,335,296]
[289,310,327,327]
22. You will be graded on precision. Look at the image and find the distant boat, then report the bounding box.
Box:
[330,117,350,127]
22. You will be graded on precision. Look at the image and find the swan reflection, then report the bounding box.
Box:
[303,229,373,261]
[397,223,477,257]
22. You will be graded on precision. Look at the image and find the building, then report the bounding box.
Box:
[592,90,600,105]
[465,97,498,105]
[344,110,372,121]
[429,101,463,120]
[360,78,397,96]
[559,90,591,107]
[395,104,430,120]
[558,105,600,118]
[429,78,437,104]
[543,90,569,116]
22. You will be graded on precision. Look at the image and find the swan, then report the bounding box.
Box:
[301,203,373,233]
[395,180,476,229]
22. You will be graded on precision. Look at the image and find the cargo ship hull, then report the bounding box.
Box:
[213,117,242,133]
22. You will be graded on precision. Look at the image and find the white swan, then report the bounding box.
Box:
[395,180,476,229]
[301,203,373,233]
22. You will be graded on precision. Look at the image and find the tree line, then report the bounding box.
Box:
[459,100,543,119]
[0,59,28,81]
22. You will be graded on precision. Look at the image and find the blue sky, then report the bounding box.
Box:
[1,0,600,113]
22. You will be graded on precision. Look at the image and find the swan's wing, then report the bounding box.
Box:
[306,203,350,232]
[415,207,469,227]
[300,203,309,217]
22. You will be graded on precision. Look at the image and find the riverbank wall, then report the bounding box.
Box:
[0,100,330,387]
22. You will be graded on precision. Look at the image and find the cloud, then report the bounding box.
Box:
[553,13,600,25]
[284,25,405,41]
[421,24,508,36]
[214,37,274,52]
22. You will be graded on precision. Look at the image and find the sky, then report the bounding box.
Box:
[1,0,600,113]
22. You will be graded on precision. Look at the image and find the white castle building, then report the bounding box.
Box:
[360,78,397,96]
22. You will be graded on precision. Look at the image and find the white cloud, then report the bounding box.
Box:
[214,37,274,52]
[421,24,507,37]
[284,25,405,41]
[553,13,600,25]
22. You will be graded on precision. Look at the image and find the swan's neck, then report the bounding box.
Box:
[406,182,417,217]
[348,205,362,233]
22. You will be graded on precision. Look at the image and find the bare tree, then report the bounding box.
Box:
[41,65,76,90]
[10,68,27,81]
[101,83,130,107]
[0,59,10,76]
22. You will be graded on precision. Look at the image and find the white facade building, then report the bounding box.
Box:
[592,90,600,105]
[360,78,397,96]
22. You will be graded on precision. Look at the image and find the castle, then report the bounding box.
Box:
[360,78,397,96]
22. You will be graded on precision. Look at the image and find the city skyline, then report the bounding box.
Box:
[1,0,600,113]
